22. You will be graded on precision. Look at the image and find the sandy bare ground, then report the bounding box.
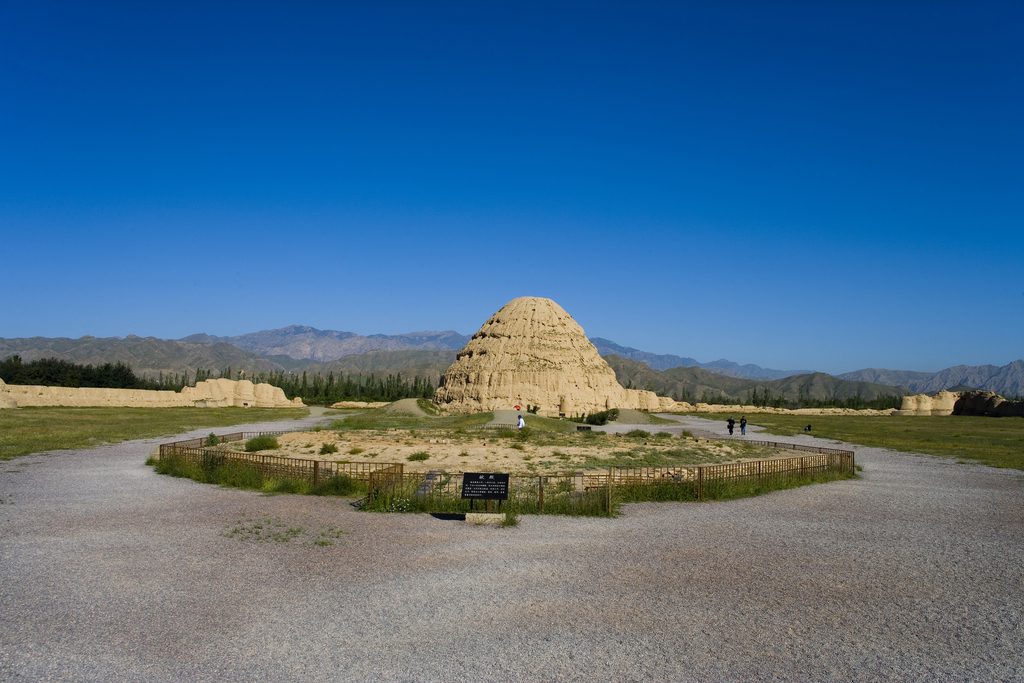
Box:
[1,413,1022,681]
[263,428,764,474]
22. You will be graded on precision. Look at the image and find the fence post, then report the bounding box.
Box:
[607,468,612,516]
[313,461,320,488]
[697,466,703,501]
[538,476,544,511]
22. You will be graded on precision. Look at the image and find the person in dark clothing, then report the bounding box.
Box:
[740,416,747,435]
[726,416,735,435]
[804,424,812,432]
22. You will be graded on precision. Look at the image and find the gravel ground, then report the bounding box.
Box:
[1,413,1022,682]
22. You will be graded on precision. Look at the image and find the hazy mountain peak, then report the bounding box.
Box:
[590,337,812,380]
[178,325,471,363]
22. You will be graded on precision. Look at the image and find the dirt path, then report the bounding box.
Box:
[1,415,1022,681]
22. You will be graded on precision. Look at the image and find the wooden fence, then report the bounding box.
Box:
[158,432,402,487]
[156,432,854,505]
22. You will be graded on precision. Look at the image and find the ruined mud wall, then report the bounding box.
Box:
[0,377,303,409]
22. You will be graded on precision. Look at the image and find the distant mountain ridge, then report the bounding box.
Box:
[0,335,285,379]
[4,328,1021,397]
[590,338,812,379]
[838,361,1024,396]
[604,356,911,403]
[181,325,470,362]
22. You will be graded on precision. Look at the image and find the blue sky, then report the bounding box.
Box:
[2,0,1021,374]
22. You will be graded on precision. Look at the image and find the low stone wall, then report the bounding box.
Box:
[0,377,303,409]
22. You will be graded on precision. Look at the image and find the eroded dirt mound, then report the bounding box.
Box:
[433,297,662,416]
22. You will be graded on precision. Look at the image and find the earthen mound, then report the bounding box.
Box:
[0,379,18,409]
[953,390,1024,417]
[433,297,663,416]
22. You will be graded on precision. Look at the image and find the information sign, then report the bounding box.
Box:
[461,472,510,500]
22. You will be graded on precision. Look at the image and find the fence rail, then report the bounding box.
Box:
[156,431,854,508]
[158,432,402,487]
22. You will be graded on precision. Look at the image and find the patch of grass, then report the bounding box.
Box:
[514,427,534,442]
[312,473,366,497]
[624,429,651,439]
[319,443,339,455]
[416,399,442,416]
[743,414,1024,471]
[509,443,526,451]
[222,514,346,546]
[408,451,430,462]
[521,415,575,433]
[616,469,856,504]
[334,408,492,431]
[0,406,310,461]
[348,447,365,455]
[501,508,520,527]
[245,435,280,452]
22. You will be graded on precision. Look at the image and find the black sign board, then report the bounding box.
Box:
[461,472,510,500]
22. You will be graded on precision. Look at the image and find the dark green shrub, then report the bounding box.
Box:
[211,460,264,489]
[245,435,279,452]
[267,478,310,494]
[408,451,430,462]
[624,429,651,439]
[312,474,364,496]
[206,433,219,446]
[585,409,620,426]
[514,427,533,442]
[319,443,338,455]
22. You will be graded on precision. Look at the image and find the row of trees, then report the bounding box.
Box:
[255,370,436,403]
[663,384,902,410]
[0,355,437,402]
[0,355,154,390]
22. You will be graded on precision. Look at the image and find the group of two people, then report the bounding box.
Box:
[726,415,747,436]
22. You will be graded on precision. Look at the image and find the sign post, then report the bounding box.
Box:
[461,472,510,511]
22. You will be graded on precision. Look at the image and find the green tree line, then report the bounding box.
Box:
[664,384,902,410]
[1,355,436,403]
[0,355,184,390]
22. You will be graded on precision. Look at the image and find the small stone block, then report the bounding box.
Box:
[465,513,504,525]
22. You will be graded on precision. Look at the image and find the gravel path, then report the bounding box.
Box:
[1,413,1022,681]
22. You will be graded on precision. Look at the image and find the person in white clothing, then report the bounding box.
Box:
[517,414,525,430]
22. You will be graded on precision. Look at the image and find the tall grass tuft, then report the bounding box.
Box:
[245,435,279,452]
[312,474,365,497]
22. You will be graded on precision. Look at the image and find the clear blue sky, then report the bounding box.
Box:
[2,0,1021,374]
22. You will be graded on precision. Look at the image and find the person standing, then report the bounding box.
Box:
[518,414,525,430]
[727,416,735,435]
[740,416,747,435]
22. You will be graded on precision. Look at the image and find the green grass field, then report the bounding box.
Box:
[739,413,1024,471]
[0,406,311,461]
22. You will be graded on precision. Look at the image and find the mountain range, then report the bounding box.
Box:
[837,362,1024,396]
[590,338,812,379]
[2,325,1021,396]
[604,356,910,403]
[180,325,470,363]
